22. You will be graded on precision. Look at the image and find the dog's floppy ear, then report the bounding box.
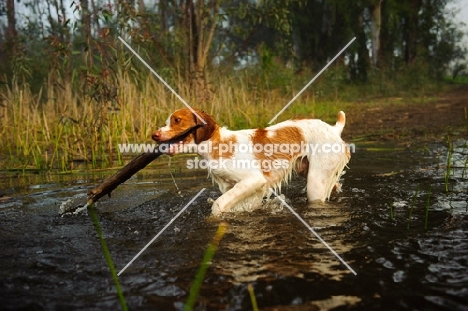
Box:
[193,110,216,144]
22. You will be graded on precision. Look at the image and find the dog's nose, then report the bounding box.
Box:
[152,130,161,142]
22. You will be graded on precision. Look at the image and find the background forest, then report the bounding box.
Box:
[0,0,467,170]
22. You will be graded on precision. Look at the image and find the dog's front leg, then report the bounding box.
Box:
[211,175,266,216]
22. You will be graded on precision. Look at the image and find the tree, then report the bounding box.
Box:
[370,0,382,66]
[403,0,423,63]
[2,0,17,77]
[5,0,16,42]
[189,0,220,102]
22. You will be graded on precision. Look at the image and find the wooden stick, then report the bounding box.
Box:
[87,151,163,204]
[86,125,202,205]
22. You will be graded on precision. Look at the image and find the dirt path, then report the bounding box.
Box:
[345,85,468,143]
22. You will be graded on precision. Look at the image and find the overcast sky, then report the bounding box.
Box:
[455,0,468,21]
[449,0,468,46]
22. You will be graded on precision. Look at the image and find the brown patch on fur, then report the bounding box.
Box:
[159,108,218,143]
[251,126,304,174]
[209,133,237,159]
[191,109,218,144]
[336,111,346,125]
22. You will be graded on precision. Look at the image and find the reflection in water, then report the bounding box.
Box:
[213,201,356,285]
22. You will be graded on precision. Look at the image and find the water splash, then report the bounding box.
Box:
[58,193,89,215]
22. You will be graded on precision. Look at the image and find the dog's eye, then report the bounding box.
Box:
[174,117,181,123]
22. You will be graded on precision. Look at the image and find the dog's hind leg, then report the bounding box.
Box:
[306,152,348,202]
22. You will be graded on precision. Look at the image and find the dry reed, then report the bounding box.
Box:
[1,70,340,171]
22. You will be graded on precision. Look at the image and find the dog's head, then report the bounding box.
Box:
[152,108,217,148]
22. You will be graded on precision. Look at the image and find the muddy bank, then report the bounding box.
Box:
[346,84,468,142]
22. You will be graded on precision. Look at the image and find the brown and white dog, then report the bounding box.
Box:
[152,108,350,216]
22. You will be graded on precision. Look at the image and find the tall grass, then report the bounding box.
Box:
[0,69,343,170]
[0,60,449,171]
[1,73,177,170]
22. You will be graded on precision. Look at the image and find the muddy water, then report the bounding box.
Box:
[0,142,467,310]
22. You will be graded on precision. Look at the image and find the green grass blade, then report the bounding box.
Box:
[184,222,228,311]
[88,203,128,311]
[407,185,420,230]
[248,283,259,311]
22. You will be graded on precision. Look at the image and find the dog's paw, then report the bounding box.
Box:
[211,202,225,217]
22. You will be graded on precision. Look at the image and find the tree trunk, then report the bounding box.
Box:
[355,14,369,81]
[188,0,219,104]
[370,0,382,66]
[404,0,422,63]
[5,0,17,42]
[158,0,168,34]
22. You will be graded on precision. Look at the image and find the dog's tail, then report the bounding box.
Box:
[334,111,346,135]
